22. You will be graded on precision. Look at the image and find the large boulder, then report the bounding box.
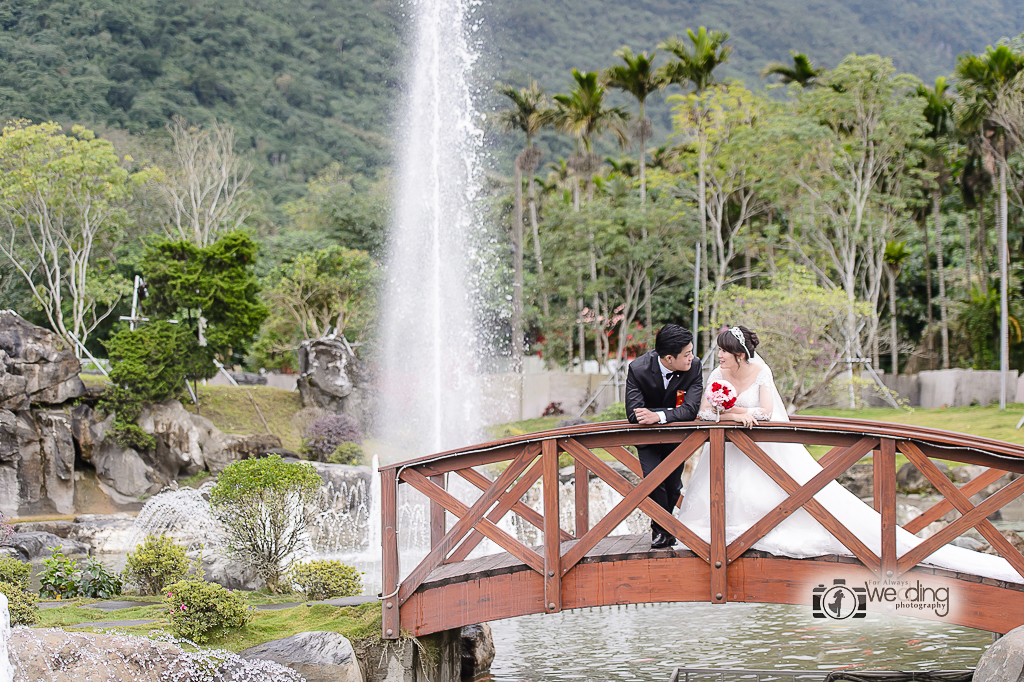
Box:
[203,431,282,474]
[240,631,364,682]
[6,530,90,561]
[0,349,28,411]
[196,550,264,591]
[10,629,304,682]
[297,337,371,427]
[138,400,208,477]
[838,463,873,499]
[0,409,20,514]
[896,461,950,494]
[11,409,77,516]
[69,513,137,554]
[460,623,495,679]
[0,310,84,406]
[91,436,158,500]
[975,623,1024,682]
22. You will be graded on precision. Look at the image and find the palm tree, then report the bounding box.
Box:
[955,44,1024,409]
[760,52,825,88]
[658,27,731,352]
[604,47,667,331]
[498,83,551,343]
[917,76,954,369]
[659,28,733,93]
[883,241,910,374]
[552,69,630,366]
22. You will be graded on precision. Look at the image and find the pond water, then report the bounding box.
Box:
[485,601,991,681]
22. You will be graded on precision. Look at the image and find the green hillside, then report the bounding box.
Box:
[480,0,1024,151]
[0,0,1021,198]
[0,0,401,200]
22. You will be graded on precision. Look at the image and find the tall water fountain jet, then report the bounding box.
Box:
[379,0,485,457]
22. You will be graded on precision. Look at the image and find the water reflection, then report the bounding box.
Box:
[488,602,989,681]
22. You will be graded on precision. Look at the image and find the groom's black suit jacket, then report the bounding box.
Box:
[624,350,703,536]
[625,350,703,424]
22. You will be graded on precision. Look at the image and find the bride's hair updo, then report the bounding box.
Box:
[717,325,760,361]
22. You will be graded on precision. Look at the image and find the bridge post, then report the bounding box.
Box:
[543,439,562,613]
[575,457,589,536]
[877,438,897,579]
[429,474,446,548]
[381,470,400,639]
[710,429,727,603]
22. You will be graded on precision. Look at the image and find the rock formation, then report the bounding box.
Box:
[297,337,372,428]
[239,631,364,682]
[0,312,285,515]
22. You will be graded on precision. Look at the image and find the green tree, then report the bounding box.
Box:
[658,27,732,350]
[100,321,201,449]
[604,47,668,330]
[497,82,551,360]
[0,121,147,354]
[551,69,629,363]
[883,241,911,373]
[787,55,927,366]
[209,455,323,590]
[761,52,825,88]
[254,246,376,368]
[917,77,955,368]
[140,230,269,378]
[955,44,1024,408]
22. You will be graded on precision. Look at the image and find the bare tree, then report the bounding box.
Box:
[0,122,134,354]
[160,118,253,247]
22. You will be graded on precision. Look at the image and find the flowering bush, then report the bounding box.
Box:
[302,413,362,461]
[706,380,737,421]
[123,534,191,595]
[164,577,250,643]
[286,560,362,601]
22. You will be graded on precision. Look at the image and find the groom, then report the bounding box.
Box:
[625,324,702,549]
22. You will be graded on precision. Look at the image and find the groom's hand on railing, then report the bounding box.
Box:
[633,408,661,425]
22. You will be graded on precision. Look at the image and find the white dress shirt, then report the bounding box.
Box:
[656,359,675,424]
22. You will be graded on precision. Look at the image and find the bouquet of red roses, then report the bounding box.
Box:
[706,380,737,422]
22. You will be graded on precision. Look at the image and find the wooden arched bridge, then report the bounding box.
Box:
[379,417,1024,638]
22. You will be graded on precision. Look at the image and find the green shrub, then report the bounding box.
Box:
[327,441,363,465]
[0,556,30,588]
[592,401,627,422]
[0,581,37,625]
[302,413,363,461]
[39,548,79,599]
[164,577,251,643]
[39,548,122,599]
[209,455,322,590]
[287,560,362,601]
[123,535,190,596]
[79,557,123,599]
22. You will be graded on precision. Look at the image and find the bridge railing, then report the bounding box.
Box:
[378,416,1024,638]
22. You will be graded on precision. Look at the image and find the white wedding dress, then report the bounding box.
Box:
[676,358,1024,584]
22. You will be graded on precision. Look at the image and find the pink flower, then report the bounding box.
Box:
[180,604,187,611]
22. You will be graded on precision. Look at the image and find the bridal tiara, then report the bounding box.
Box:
[729,326,754,359]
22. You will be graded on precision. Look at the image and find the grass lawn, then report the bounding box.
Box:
[184,385,304,452]
[485,404,1024,472]
[41,600,381,653]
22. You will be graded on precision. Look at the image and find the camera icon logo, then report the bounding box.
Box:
[812,579,867,619]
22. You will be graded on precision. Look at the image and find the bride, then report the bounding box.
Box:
[677,324,1024,584]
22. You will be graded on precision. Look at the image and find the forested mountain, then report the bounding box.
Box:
[479,0,1024,150]
[0,0,401,201]
[0,0,1021,197]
